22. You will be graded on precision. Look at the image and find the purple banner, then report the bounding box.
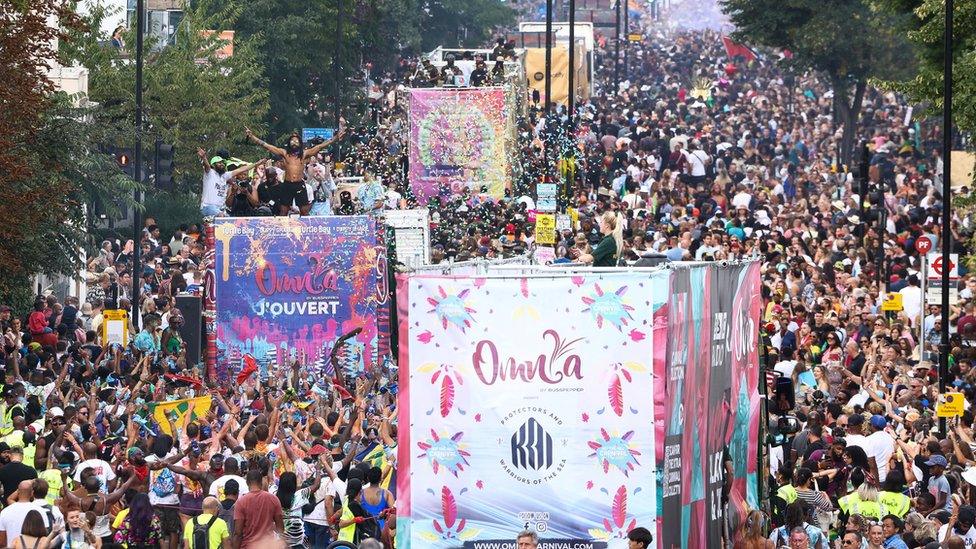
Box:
[213,216,384,380]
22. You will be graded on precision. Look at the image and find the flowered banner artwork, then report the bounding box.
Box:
[395,272,660,548]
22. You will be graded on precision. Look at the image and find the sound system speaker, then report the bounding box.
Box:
[175,294,202,367]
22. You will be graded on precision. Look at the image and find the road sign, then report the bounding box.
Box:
[926,286,959,305]
[915,235,933,254]
[926,253,959,280]
[927,253,960,280]
[301,128,335,143]
[536,183,557,212]
[937,392,965,417]
[881,292,903,312]
[535,213,556,245]
[628,33,642,42]
[102,309,129,346]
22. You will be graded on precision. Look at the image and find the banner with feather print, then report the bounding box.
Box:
[395,272,661,548]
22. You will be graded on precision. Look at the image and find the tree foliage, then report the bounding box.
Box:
[224,0,513,138]
[722,0,914,163]
[418,0,515,51]
[64,0,270,190]
[0,0,143,309]
[878,0,976,139]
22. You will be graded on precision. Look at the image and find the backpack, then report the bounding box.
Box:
[40,503,56,532]
[191,515,218,549]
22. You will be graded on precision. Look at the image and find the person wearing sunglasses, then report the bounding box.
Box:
[837,531,864,549]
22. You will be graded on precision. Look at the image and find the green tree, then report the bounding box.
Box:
[224,0,513,138]
[417,0,515,51]
[0,0,142,311]
[722,0,914,163]
[64,0,269,191]
[878,0,976,142]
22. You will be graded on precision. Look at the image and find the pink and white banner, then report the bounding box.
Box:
[396,272,661,548]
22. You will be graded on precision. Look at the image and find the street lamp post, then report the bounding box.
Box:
[131,0,144,331]
[623,0,629,81]
[939,0,953,435]
[544,0,554,182]
[614,0,621,94]
[545,0,553,116]
[334,0,343,127]
[568,0,576,117]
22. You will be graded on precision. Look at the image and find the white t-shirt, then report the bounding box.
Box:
[683,150,708,177]
[732,192,752,209]
[0,502,46,540]
[864,431,895,482]
[385,189,402,210]
[146,451,181,506]
[844,433,868,450]
[305,476,341,525]
[899,285,923,326]
[74,458,116,494]
[938,523,976,546]
[201,169,232,208]
[32,498,64,531]
[209,474,248,501]
[774,359,798,378]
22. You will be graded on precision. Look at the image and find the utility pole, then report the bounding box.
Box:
[131,0,144,331]
[544,0,553,181]
[568,0,576,117]
[544,0,553,116]
[623,0,629,81]
[334,0,343,128]
[614,0,621,94]
[939,0,953,435]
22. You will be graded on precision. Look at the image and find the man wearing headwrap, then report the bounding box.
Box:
[245,121,347,215]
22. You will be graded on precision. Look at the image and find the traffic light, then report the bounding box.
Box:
[154,140,175,191]
[113,148,135,178]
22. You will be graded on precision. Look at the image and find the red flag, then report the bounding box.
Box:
[722,36,757,62]
[332,377,354,401]
[236,354,258,384]
[164,373,204,387]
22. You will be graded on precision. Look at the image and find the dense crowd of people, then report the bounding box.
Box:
[1,0,973,547]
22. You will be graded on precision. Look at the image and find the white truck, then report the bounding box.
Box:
[517,21,595,97]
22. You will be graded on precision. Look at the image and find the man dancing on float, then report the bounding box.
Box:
[244,120,346,215]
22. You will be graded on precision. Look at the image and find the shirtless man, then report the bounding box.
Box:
[244,122,346,215]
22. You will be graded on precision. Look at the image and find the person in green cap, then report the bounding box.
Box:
[197,148,263,218]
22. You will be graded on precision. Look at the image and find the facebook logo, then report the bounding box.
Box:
[511,418,553,470]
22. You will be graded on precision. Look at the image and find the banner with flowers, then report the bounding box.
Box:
[395,272,661,548]
[407,88,511,205]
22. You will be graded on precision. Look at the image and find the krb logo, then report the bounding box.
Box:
[511,418,554,470]
[498,408,568,484]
